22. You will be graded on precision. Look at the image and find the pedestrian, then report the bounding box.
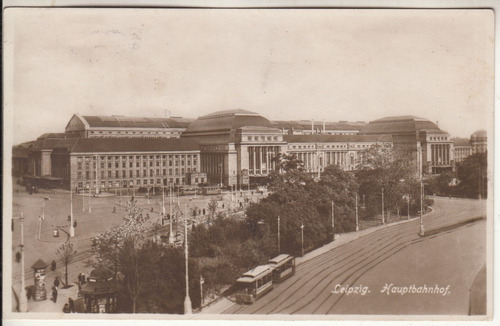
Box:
[51,260,56,272]
[15,252,21,263]
[68,297,75,313]
[63,303,70,313]
[52,285,58,303]
[203,208,206,215]
[54,277,60,288]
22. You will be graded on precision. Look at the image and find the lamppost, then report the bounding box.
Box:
[277,216,281,254]
[381,187,385,225]
[38,197,50,240]
[355,194,359,231]
[419,180,426,236]
[184,217,192,314]
[407,194,410,220]
[300,223,305,257]
[69,188,75,237]
[169,184,175,244]
[331,200,335,241]
[182,208,195,315]
[200,275,205,307]
[19,213,28,312]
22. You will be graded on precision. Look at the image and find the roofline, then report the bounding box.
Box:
[70,150,200,155]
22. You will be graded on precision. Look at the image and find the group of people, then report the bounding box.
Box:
[62,297,75,313]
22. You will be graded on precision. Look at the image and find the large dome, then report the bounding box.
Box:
[182,109,276,136]
[359,115,444,135]
[471,130,487,139]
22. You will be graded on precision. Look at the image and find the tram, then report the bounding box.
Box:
[268,254,295,283]
[202,186,222,195]
[235,265,274,304]
[179,186,198,196]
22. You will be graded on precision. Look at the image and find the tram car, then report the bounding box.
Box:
[202,186,222,195]
[235,265,274,304]
[268,254,296,282]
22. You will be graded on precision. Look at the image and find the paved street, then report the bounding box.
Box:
[222,197,486,315]
[10,183,263,312]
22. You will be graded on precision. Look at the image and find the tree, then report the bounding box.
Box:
[207,199,218,226]
[356,145,420,219]
[55,238,77,287]
[456,153,487,198]
[92,198,150,313]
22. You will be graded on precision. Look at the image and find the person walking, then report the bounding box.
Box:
[63,303,70,313]
[54,277,60,288]
[52,285,58,303]
[68,297,75,313]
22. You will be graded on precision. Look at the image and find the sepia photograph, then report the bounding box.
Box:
[3,1,496,325]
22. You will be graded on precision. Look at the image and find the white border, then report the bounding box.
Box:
[2,1,497,326]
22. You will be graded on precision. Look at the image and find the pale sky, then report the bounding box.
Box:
[5,8,494,144]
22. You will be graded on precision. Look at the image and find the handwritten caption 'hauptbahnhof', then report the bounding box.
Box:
[331,284,451,296]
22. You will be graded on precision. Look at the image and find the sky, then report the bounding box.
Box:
[5,8,494,144]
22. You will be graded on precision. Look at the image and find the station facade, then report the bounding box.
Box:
[14,109,483,190]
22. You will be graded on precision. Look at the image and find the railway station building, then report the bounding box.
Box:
[15,109,475,190]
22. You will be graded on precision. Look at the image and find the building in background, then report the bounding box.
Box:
[470,130,487,154]
[359,116,455,176]
[15,110,469,189]
[65,114,193,139]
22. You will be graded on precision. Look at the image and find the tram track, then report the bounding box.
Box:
[224,198,484,315]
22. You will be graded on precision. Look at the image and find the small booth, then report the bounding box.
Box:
[31,259,49,301]
[79,267,119,313]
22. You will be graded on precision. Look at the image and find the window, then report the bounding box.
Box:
[108,162,112,168]
[149,161,153,167]
[78,172,82,180]
[122,162,126,168]
[130,171,133,178]
[169,161,173,166]
[122,171,126,178]
[143,162,147,167]
[100,162,104,169]
[129,162,133,168]
[156,169,160,175]
[162,161,166,166]
[108,171,112,178]
[78,163,82,170]
[143,170,146,177]
[85,171,90,179]
[136,170,139,177]
[169,168,172,175]
[150,169,154,176]
[136,162,140,167]
[115,162,119,168]
[101,171,105,179]
[163,169,166,175]
[115,171,119,178]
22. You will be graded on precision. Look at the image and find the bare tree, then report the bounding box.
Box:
[55,238,77,287]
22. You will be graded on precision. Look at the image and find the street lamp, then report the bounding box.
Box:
[69,188,75,237]
[300,223,305,257]
[38,197,50,240]
[19,213,28,312]
[381,188,385,225]
[277,216,281,254]
[355,194,359,231]
[182,206,196,315]
[407,194,410,221]
[419,180,426,236]
[184,216,192,314]
[331,200,335,241]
